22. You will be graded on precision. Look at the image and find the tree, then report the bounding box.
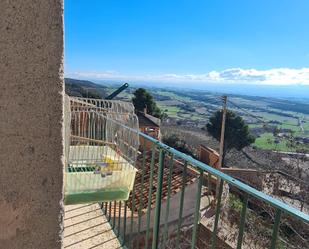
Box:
[206,110,255,167]
[272,126,281,137]
[132,88,162,118]
[162,133,195,157]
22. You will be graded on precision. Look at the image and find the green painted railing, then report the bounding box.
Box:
[101,129,309,249]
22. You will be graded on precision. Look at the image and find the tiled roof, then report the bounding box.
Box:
[127,150,197,212]
[137,112,160,127]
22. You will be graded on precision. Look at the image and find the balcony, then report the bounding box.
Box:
[63,97,309,249]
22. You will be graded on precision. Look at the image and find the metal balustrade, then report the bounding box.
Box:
[100,128,309,249]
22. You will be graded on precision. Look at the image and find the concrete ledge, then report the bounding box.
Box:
[0,0,64,248]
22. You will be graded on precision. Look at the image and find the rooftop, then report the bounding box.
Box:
[136,111,161,127]
[128,150,197,213]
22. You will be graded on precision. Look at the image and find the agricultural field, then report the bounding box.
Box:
[254,133,306,152]
[144,87,309,152]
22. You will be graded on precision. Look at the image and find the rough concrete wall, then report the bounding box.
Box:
[0,1,64,248]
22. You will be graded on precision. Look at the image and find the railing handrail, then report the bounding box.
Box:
[138,131,309,223]
[108,116,309,223]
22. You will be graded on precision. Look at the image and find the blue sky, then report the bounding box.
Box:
[65,0,309,85]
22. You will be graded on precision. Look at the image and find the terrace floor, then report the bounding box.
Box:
[63,203,121,249]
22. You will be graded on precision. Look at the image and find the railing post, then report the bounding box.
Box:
[129,144,141,247]
[176,161,188,248]
[117,201,121,237]
[144,143,157,249]
[236,193,249,249]
[191,169,203,249]
[162,154,174,249]
[112,201,116,229]
[129,175,136,246]
[152,149,165,249]
[136,139,147,249]
[108,202,112,222]
[122,200,128,246]
[208,173,212,194]
[104,202,108,215]
[211,179,224,249]
[270,209,282,249]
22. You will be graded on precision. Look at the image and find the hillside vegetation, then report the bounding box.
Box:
[65,78,108,98]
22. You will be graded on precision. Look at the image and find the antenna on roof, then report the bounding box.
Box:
[106,83,129,100]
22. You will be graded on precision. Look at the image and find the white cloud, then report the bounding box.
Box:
[66,68,309,85]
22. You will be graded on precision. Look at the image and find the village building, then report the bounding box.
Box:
[137,110,161,149]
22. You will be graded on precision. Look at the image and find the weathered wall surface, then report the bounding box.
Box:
[0,1,64,248]
[221,168,264,190]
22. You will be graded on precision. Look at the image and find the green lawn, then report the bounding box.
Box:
[254,133,308,152]
[178,112,204,121]
[254,133,289,151]
[154,90,193,102]
[158,104,182,117]
[249,124,264,129]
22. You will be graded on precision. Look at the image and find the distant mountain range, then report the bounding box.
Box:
[65,78,107,98]
[185,83,309,101]
[77,77,308,100]
[65,77,309,103]
[122,81,309,101]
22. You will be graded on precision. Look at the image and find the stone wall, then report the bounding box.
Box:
[0,1,64,248]
[221,168,264,190]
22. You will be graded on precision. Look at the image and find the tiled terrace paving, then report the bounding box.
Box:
[63,204,121,249]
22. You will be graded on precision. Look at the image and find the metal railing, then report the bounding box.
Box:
[101,129,309,249]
